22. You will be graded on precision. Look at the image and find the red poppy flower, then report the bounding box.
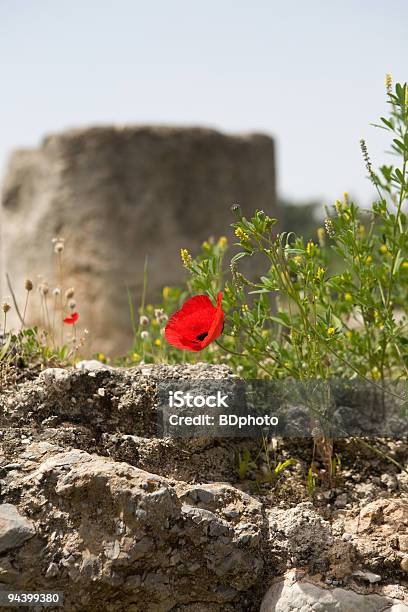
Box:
[165,292,224,352]
[64,312,79,325]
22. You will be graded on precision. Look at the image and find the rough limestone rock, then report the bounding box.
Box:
[0,503,35,553]
[338,498,408,578]
[268,502,333,567]
[1,126,277,354]
[261,572,408,612]
[0,445,265,610]
[1,363,407,610]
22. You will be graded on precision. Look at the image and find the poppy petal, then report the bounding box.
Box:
[63,312,79,325]
[165,292,224,351]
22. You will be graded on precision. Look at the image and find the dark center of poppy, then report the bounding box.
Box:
[196,332,208,341]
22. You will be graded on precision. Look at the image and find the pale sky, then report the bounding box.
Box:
[1,0,407,207]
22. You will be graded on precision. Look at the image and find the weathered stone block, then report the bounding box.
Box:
[1,126,277,354]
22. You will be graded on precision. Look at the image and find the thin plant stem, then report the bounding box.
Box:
[21,290,30,330]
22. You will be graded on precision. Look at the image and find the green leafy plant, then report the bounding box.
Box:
[182,79,408,385]
[0,238,87,387]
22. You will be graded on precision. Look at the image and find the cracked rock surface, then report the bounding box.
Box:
[0,363,407,611]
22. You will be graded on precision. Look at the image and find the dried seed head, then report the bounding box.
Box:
[141,330,150,340]
[25,279,33,292]
[68,300,77,310]
[154,308,167,324]
[53,287,61,297]
[38,282,49,296]
[139,315,149,326]
[52,237,65,253]
[2,302,11,314]
[65,288,75,299]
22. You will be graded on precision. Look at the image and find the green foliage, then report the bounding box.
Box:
[0,327,72,381]
[181,80,408,382]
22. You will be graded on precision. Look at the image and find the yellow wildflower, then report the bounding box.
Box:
[379,244,388,255]
[315,267,325,281]
[327,327,336,337]
[218,236,228,248]
[234,227,250,241]
[132,352,141,362]
[180,248,192,268]
[344,292,353,302]
[154,339,161,347]
[294,255,302,265]
[366,255,373,265]
[345,330,353,339]
[162,286,171,300]
[306,241,317,256]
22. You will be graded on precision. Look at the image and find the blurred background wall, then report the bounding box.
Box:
[1,126,277,354]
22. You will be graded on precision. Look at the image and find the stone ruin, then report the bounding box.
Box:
[0,126,277,355]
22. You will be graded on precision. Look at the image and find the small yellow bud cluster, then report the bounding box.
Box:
[315,267,325,282]
[327,327,336,337]
[385,73,392,95]
[162,286,171,300]
[180,248,193,269]
[344,292,353,302]
[306,241,317,257]
[234,227,250,242]
[217,236,228,249]
[379,244,388,255]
